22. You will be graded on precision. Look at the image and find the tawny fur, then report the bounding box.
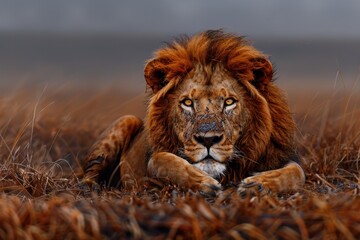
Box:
[83,30,305,193]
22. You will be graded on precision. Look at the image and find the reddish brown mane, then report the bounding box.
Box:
[144,30,273,95]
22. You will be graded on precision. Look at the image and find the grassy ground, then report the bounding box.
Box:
[0,85,359,239]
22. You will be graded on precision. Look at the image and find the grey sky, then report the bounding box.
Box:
[0,0,360,38]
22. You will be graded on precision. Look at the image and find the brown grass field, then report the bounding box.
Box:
[0,84,359,239]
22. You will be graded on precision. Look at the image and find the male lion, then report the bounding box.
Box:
[83,30,305,194]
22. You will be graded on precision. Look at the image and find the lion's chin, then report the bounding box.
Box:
[193,159,226,179]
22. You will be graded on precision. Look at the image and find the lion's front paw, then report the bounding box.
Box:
[196,175,222,194]
[237,173,278,198]
[185,163,222,194]
[238,163,305,197]
[237,181,270,198]
[148,152,223,195]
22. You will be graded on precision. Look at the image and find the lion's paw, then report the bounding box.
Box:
[196,175,222,196]
[238,163,305,198]
[237,181,270,198]
[237,174,276,198]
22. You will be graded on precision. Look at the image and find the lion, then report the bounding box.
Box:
[82,30,305,194]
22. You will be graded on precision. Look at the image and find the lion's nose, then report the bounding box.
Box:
[194,135,223,149]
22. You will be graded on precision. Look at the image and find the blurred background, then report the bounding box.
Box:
[0,0,360,95]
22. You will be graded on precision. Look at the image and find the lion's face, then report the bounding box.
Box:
[170,66,249,178]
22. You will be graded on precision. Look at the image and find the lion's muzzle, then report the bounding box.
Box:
[192,113,224,143]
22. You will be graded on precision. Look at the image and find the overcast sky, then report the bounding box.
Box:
[0,0,360,38]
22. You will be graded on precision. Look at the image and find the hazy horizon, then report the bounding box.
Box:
[0,33,359,93]
[0,1,359,92]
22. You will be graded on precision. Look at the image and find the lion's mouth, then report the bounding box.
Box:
[199,155,221,163]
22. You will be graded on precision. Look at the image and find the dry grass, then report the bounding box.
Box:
[0,85,359,239]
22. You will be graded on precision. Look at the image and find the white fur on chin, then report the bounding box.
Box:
[193,160,226,179]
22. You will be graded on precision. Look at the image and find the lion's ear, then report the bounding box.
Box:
[250,57,273,90]
[144,58,168,93]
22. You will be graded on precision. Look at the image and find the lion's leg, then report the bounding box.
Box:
[83,115,143,185]
[148,152,221,192]
[238,161,305,195]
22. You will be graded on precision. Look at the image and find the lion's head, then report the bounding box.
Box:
[144,30,296,183]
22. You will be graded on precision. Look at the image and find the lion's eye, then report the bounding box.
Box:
[223,98,237,111]
[224,98,236,106]
[180,99,194,111]
[182,99,193,107]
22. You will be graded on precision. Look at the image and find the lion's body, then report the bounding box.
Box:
[83,30,305,193]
